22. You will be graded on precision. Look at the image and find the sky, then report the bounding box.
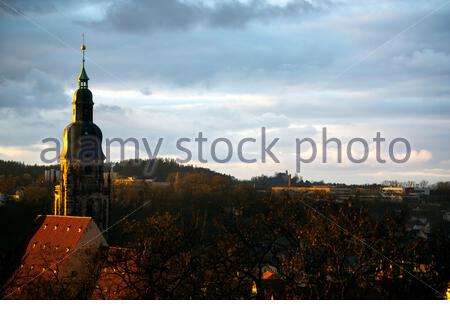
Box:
[0,0,450,184]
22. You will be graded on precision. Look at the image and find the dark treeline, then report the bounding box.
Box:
[103,176,450,299]
[112,158,233,182]
[432,182,450,201]
[0,158,232,182]
[0,160,56,179]
[249,172,377,188]
[1,159,450,299]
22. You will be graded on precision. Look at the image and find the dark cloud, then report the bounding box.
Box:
[0,69,68,111]
[208,0,317,28]
[0,0,57,15]
[96,0,326,32]
[140,88,152,96]
[0,0,111,15]
[101,0,203,32]
[96,104,124,113]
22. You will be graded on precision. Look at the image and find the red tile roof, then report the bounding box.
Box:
[24,215,91,267]
[3,215,102,299]
[5,215,146,299]
[262,270,274,280]
[9,215,93,283]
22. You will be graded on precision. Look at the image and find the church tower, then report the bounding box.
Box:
[54,38,110,232]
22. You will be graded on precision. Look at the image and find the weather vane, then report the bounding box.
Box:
[81,33,86,68]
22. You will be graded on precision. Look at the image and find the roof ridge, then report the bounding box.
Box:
[37,215,92,220]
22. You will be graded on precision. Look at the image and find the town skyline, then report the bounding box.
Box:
[1,0,450,306]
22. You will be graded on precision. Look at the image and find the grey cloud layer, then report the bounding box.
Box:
[0,0,449,182]
[95,0,326,32]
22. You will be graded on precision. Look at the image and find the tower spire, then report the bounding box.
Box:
[78,33,89,88]
[56,35,110,232]
[82,33,86,69]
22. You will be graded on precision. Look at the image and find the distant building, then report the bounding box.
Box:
[405,187,430,197]
[381,186,404,194]
[251,264,286,299]
[44,169,60,183]
[355,187,379,201]
[331,188,354,201]
[380,187,403,202]
[113,176,152,185]
[113,176,170,188]
[272,186,332,193]
[414,188,430,196]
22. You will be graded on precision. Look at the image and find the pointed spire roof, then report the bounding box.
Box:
[78,34,89,86]
[78,66,89,81]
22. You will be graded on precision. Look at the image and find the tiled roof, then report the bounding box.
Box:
[13,215,93,280]
[6,215,146,299]
[4,215,101,299]
[262,270,274,280]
